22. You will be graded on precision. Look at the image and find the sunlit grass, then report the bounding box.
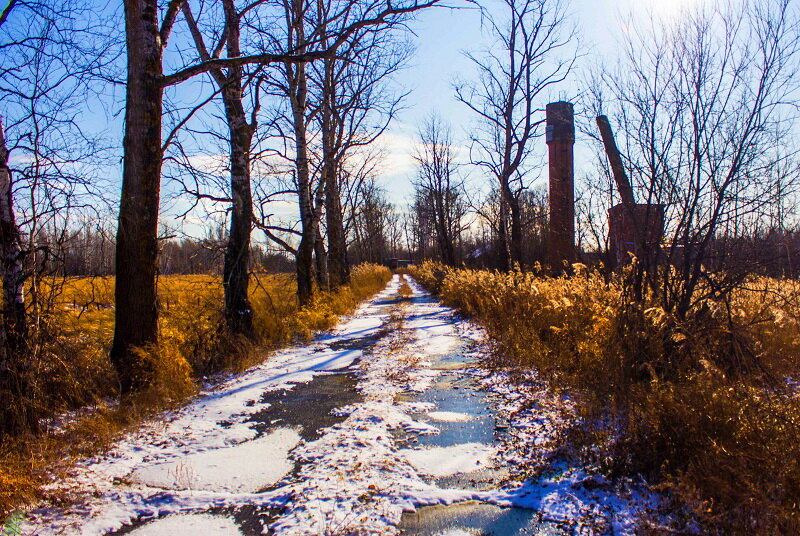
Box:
[411,260,800,533]
[0,263,392,519]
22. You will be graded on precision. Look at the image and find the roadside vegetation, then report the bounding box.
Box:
[0,263,391,518]
[412,260,800,534]
[2,0,800,531]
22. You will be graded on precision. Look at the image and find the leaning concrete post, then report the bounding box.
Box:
[546,101,575,272]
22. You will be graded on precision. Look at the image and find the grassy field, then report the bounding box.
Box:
[411,261,800,534]
[0,264,392,518]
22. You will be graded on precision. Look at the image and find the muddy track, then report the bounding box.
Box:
[23,276,663,536]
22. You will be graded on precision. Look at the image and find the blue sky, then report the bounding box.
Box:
[150,0,702,235]
[378,0,700,203]
[2,0,703,237]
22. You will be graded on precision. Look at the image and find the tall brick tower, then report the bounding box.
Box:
[546,101,575,272]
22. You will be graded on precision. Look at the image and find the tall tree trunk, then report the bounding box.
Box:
[314,219,329,290]
[287,0,314,306]
[288,69,315,305]
[111,0,163,393]
[293,123,315,306]
[497,187,511,271]
[0,118,32,434]
[313,181,329,290]
[220,0,254,337]
[434,196,454,265]
[222,97,255,336]
[321,55,350,287]
[296,208,315,306]
[290,81,315,305]
[182,0,255,337]
[509,192,523,267]
[325,170,348,285]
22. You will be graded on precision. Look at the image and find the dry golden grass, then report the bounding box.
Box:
[0,263,392,519]
[411,261,800,534]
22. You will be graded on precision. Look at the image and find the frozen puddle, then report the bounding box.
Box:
[125,514,243,535]
[399,503,548,536]
[395,353,504,492]
[402,372,496,449]
[394,282,568,535]
[248,371,363,440]
[130,428,301,493]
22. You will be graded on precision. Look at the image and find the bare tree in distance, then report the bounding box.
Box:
[251,0,418,302]
[350,175,393,264]
[340,148,382,256]
[412,114,468,266]
[455,0,576,270]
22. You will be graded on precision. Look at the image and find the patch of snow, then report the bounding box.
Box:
[400,443,495,477]
[426,411,473,422]
[55,490,289,536]
[267,298,443,534]
[402,283,464,357]
[400,416,441,435]
[399,401,436,413]
[126,514,243,535]
[130,428,301,493]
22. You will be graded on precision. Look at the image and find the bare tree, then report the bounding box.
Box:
[0,0,114,431]
[310,12,411,287]
[455,0,575,270]
[180,0,269,337]
[350,176,392,264]
[279,0,316,306]
[112,0,182,390]
[340,147,380,253]
[412,114,467,265]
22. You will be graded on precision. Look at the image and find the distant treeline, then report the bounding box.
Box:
[41,229,295,277]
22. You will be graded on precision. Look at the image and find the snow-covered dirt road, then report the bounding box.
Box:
[22,275,663,535]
